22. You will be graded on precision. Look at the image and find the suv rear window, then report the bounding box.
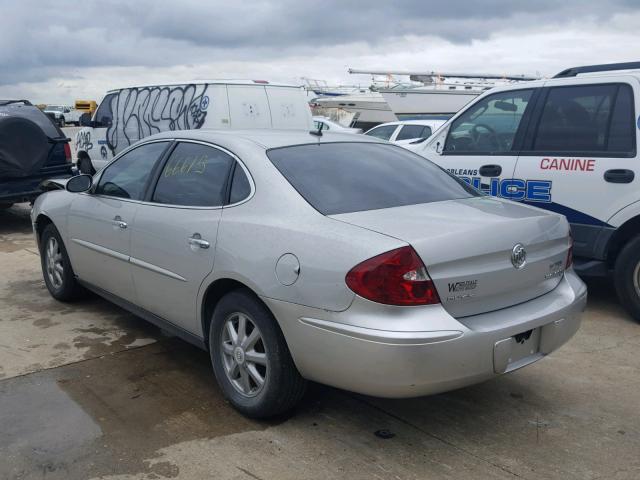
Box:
[267,142,480,215]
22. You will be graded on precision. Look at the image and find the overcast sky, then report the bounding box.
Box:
[1,0,639,104]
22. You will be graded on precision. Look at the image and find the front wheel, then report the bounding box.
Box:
[209,289,307,418]
[77,156,95,175]
[614,235,640,322]
[40,224,86,301]
[59,117,65,127]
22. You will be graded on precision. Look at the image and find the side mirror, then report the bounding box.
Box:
[79,113,91,127]
[66,174,93,193]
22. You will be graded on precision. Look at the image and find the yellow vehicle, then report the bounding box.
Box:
[74,100,97,115]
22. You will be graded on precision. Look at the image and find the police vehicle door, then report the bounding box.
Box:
[514,78,637,259]
[418,88,536,199]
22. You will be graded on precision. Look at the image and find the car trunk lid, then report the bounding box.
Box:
[330,196,569,318]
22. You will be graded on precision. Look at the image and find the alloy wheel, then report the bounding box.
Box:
[45,237,64,289]
[220,312,268,397]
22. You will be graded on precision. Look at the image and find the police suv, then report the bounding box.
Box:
[413,62,640,320]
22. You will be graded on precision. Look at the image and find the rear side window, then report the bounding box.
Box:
[532,83,635,154]
[95,142,168,200]
[445,89,533,153]
[267,142,480,215]
[229,165,252,204]
[152,142,234,207]
[396,125,431,141]
[365,125,397,140]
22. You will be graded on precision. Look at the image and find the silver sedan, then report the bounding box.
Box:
[31,130,587,418]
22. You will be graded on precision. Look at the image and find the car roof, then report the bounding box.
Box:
[145,128,383,150]
[106,80,302,93]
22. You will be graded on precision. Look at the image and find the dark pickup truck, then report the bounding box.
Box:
[0,100,73,207]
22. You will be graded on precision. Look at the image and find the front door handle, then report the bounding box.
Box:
[479,164,502,177]
[188,233,210,249]
[112,216,127,229]
[604,169,634,184]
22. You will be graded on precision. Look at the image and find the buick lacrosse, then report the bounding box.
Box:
[32,130,587,418]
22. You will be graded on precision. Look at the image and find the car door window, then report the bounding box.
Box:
[396,125,431,140]
[532,83,635,155]
[152,142,234,206]
[365,125,397,140]
[95,142,169,200]
[444,89,533,154]
[314,120,329,131]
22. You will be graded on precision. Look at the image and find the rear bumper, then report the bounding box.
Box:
[0,166,73,203]
[264,270,587,398]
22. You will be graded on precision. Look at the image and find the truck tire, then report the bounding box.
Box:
[59,117,65,127]
[77,156,95,175]
[614,235,640,322]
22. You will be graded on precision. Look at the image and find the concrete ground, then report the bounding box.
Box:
[1,204,639,480]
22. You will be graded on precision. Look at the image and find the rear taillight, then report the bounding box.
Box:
[63,142,72,163]
[345,246,440,306]
[566,230,573,269]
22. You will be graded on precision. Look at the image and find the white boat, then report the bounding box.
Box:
[349,69,538,120]
[310,92,397,130]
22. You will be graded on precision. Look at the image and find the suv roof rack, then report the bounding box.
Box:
[553,61,640,78]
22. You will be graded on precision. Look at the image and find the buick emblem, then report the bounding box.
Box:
[511,243,527,269]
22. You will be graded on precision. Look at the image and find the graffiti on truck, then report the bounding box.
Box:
[75,130,93,152]
[104,84,210,155]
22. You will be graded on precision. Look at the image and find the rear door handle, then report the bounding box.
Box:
[188,233,210,249]
[112,215,127,229]
[479,164,502,177]
[604,169,634,184]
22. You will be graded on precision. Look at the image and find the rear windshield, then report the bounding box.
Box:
[267,142,481,215]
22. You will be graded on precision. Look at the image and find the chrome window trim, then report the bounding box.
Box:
[88,138,256,210]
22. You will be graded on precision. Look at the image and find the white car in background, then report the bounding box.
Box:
[312,116,362,134]
[43,105,82,127]
[365,119,446,148]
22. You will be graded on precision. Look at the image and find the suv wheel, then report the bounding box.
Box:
[40,224,86,301]
[59,117,65,127]
[209,289,306,418]
[77,156,95,175]
[614,235,640,322]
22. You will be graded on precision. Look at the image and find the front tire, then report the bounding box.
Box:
[59,117,65,127]
[614,235,640,322]
[77,156,95,175]
[209,289,307,418]
[40,224,86,302]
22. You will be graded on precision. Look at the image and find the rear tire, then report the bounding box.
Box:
[59,117,65,127]
[39,224,86,302]
[209,289,307,418]
[614,235,640,322]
